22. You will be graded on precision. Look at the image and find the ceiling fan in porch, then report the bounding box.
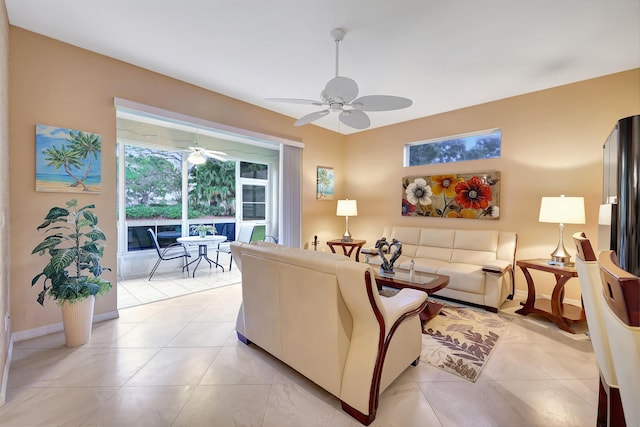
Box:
[182,129,228,165]
[186,146,227,165]
[266,28,412,130]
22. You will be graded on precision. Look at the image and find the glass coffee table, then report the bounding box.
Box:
[374,271,450,321]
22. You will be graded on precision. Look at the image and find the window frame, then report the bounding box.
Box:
[404,128,502,167]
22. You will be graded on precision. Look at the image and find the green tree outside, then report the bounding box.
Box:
[124,146,236,219]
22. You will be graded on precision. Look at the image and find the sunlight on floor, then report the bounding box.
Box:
[117,252,242,309]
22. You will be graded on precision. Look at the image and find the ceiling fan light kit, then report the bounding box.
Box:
[186,146,227,164]
[267,28,412,130]
[187,150,207,165]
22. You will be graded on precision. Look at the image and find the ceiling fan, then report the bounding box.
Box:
[266,28,412,130]
[186,146,227,164]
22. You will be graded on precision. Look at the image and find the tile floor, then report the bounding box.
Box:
[3,264,599,427]
[117,252,243,309]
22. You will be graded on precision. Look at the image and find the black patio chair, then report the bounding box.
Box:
[147,228,191,280]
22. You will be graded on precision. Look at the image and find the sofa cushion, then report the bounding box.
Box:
[451,230,500,265]
[415,245,453,262]
[437,263,486,294]
[389,226,423,246]
[412,258,449,274]
[399,244,418,258]
[412,228,454,261]
[419,228,456,248]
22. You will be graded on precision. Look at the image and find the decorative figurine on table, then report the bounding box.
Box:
[375,237,402,276]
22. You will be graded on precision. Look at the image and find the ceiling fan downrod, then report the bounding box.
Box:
[331,28,345,78]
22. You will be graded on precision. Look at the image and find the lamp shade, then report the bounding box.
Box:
[538,196,585,224]
[598,203,613,226]
[336,199,358,217]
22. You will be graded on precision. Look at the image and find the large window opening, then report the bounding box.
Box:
[123,145,240,252]
[116,104,286,280]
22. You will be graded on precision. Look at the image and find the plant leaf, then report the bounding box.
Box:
[31,236,63,255]
[44,206,69,221]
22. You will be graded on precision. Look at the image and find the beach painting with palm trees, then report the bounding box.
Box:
[316,166,334,200]
[35,124,102,193]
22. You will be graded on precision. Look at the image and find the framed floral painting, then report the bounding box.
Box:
[402,171,500,219]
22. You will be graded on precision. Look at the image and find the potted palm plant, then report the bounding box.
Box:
[31,199,111,347]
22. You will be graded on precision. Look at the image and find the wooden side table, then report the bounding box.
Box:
[326,239,366,262]
[515,259,585,333]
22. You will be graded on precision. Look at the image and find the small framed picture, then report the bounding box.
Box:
[316,166,334,200]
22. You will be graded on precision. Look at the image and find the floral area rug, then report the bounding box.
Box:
[420,305,512,382]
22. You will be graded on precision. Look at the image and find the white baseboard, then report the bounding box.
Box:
[11,310,119,343]
[94,310,120,323]
[0,336,13,406]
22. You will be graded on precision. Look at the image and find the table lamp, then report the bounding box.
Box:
[336,199,357,242]
[538,195,585,264]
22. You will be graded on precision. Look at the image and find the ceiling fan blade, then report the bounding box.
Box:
[265,98,325,106]
[322,76,359,103]
[203,152,227,161]
[351,95,413,112]
[204,149,227,155]
[294,110,330,126]
[187,147,227,161]
[339,109,370,130]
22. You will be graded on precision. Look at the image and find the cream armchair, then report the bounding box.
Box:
[598,250,640,427]
[232,241,428,425]
[573,232,623,426]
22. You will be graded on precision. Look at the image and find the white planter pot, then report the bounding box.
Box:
[61,295,95,347]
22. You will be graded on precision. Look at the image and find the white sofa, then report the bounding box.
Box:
[231,241,428,425]
[363,226,517,312]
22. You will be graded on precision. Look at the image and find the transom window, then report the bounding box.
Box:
[404,129,501,166]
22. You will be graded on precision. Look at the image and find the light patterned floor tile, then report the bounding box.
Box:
[1,386,118,426]
[80,385,195,427]
[419,380,529,427]
[199,345,278,385]
[166,321,235,347]
[113,321,187,348]
[171,384,271,427]
[490,379,597,427]
[262,383,358,427]
[126,347,221,386]
[371,382,443,427]
[6,274,600,427]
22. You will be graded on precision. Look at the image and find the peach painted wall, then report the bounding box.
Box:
[8,26,640,334]
[345,69,640,300]
[9,28,345,334]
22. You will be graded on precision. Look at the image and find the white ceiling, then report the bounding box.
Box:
[6,0,640,135]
